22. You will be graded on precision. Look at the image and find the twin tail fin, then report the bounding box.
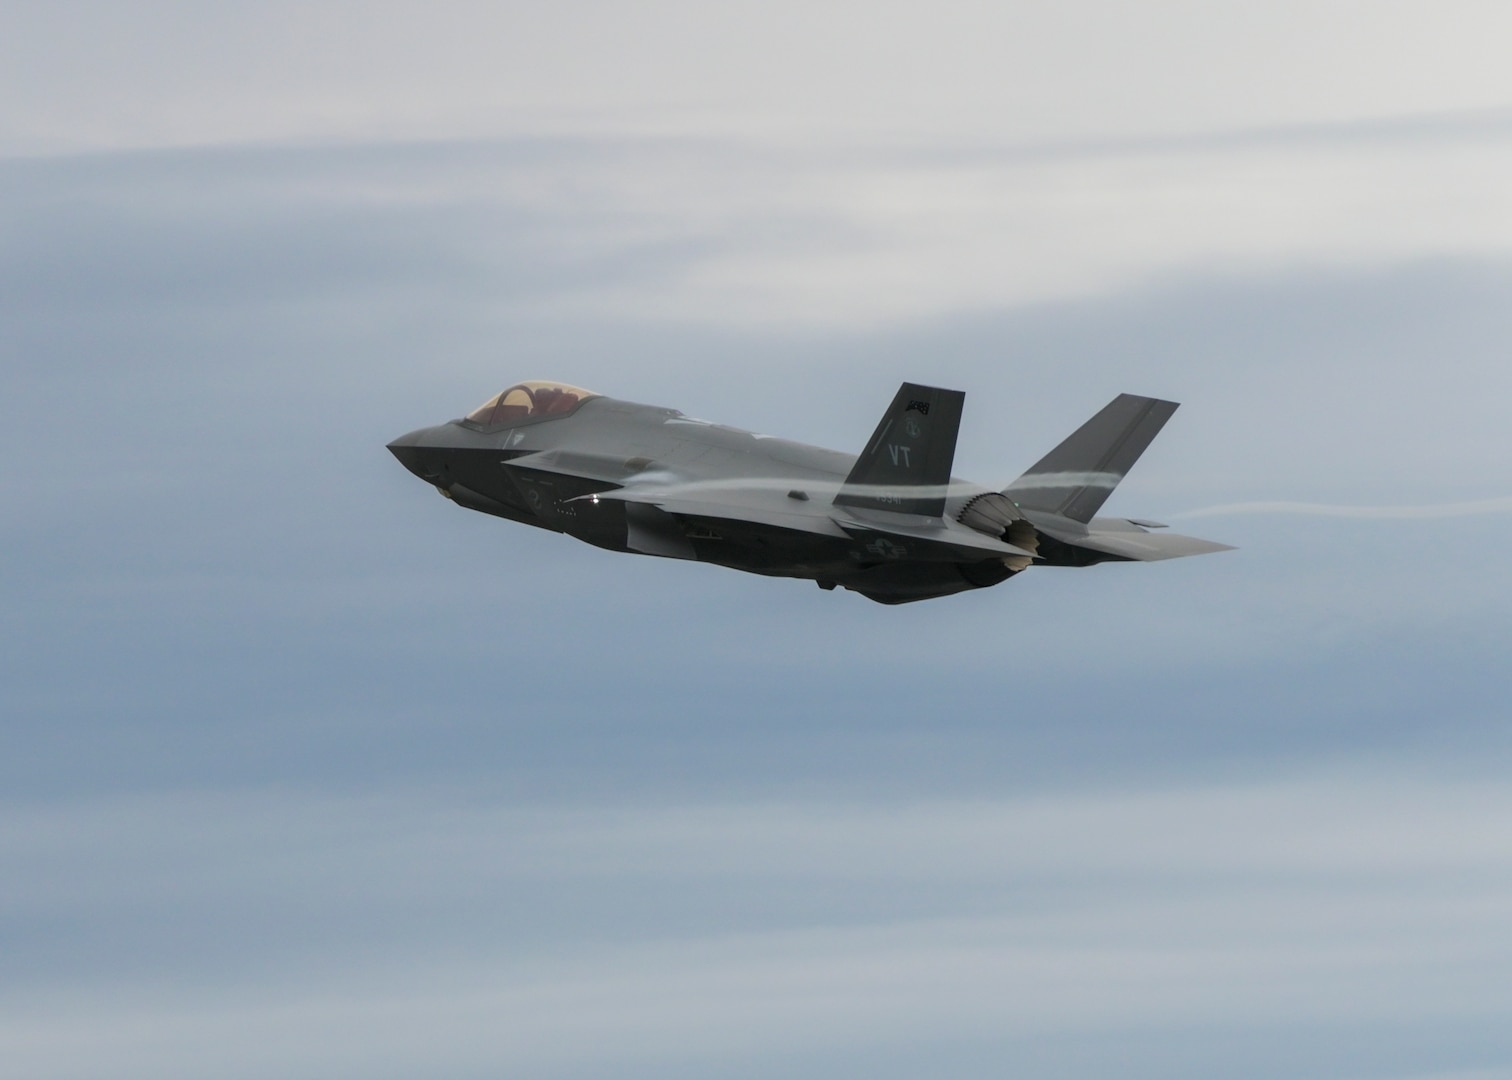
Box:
[1004,393,1178,523]
[833,382,964,518]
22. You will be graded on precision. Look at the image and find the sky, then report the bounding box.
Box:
[3,3,1512,1078]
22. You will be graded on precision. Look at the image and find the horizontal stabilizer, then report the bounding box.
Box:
[1006,394,1178,523]
[834,382,964,518]
[1024,510,1235,563]
[1071,529,1235,562]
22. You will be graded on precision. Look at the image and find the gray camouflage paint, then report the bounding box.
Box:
[389,382,1231,604]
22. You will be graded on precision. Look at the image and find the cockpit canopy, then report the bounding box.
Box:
[463,381,600,428]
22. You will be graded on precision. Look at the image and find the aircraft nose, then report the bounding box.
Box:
[387,426,441,481]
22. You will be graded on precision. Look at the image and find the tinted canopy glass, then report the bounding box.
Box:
[464,381,599,427]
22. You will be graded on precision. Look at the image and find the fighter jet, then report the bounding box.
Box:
[388,380,1231,604]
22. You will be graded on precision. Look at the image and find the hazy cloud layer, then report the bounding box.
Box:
[14,118,1512,329]
[6,2,1512,152]
[4,772,1511,1079]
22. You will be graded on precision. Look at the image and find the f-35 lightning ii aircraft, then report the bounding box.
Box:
[388,380,1232,604]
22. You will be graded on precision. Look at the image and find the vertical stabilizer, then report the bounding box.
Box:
[834,382,964,518]
[1005,394,1178,522]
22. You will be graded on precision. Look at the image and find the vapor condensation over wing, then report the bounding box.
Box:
[1174,495,1512,520]
[599,475,969,502]
[999,471,1123,491]
[606,471,1126,500]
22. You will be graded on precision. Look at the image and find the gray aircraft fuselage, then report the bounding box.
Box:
[388,381,1230,604]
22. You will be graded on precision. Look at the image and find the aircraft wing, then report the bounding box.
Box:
[580,486,852,537]
[831,506,1038,559]
[582,485,1037,560]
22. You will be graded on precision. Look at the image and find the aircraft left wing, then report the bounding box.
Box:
[581,485,1037,561]
[583,486,852,538]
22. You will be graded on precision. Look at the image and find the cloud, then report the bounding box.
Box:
[5,2,1512,153]
[8,118,1512,338]
[5,69,1512,1080]
[3,771,1511,1078]
[1175,496,1512,520]
[4,135,1510,793]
